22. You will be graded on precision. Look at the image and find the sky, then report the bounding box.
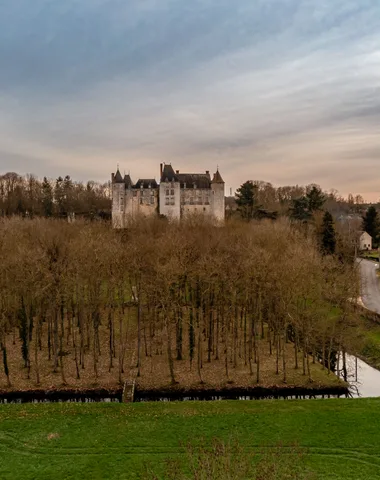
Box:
[0,0,379,199]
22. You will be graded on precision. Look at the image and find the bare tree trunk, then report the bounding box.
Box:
[166,316,176,384]
[34,318,40,385]
[72,315,80,380]
[137,302,141,377]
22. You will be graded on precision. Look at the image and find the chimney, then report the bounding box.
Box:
[111,173,115,183]
[176,170,179,174]
[206,170,209,174]
[160,163,163,178]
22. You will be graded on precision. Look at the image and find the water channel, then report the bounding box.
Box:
[0,354,379,403]
[339,354,380,398]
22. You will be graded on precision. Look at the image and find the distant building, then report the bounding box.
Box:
[111,163,225,228]
[359,231,372,251]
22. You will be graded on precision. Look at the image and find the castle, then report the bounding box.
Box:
[112,163,225,228]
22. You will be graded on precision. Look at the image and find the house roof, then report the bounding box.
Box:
[124,174,133,188]
[177,173,211,189]
[134,179,158,189]
[161,164,178,182]
[212,169,224,184]
[114,169,124,183]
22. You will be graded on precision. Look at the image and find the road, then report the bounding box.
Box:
[357,258,380,314]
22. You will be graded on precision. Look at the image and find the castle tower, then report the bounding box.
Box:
[159,163,181,220]
[112,168,126,228]
[211,169,225,222]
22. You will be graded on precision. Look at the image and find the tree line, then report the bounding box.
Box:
[0,172,111,219]
[233,180,371,219]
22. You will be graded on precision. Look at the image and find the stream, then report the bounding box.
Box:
[338,353,380,397]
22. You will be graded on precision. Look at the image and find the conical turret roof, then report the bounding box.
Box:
[124,174,133,188]
[114,169,124,183]
[212,169,224,184]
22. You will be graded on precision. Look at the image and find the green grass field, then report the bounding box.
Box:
[0,399,380,479]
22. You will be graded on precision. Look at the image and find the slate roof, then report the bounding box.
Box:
[134,179,158,189]
[212,169,224,184]
[124,174,133,188]
[114,169,124,183]
[177,173,211,189]
[161,164,178,182]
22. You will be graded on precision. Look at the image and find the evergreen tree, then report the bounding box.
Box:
[289,197,312,222]
[41,177,54,217]
[290,186,326,222]
[236,181,257,219]
[306,185,325,212]
[54,176,65,217]
[63,175,74,215]
[320,211,336,255]
[363,206,380,247]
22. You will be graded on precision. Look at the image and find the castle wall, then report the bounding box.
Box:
[133,188,159,217]
[180,188,212,217]
[211,183,225,222]
[112,183,125,228]
[112,167,225,226]
[159,182,181,219]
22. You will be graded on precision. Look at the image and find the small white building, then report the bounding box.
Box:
[359,231,372,251]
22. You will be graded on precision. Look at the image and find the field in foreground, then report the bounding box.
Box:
[0,399,380,479]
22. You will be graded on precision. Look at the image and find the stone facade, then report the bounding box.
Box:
[112,164,225,228]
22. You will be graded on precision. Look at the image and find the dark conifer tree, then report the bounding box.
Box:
[41,177,54,217]
[320,211,336,255]
[236,181,257,219]
[306,185,325,212]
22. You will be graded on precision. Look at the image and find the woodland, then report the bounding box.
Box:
[0,216,360,392]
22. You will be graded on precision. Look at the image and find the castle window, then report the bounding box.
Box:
[170,198,175,205]
[140,198,143,205]
[190,198,194,205]
[205,196,210,205]
[170,189,174,196]
[166,189,169,195]
[165,197,170,205]
[150,197,155,204]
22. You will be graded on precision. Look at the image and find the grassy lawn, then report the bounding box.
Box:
[360,251,379,261]
[0,399,380,479]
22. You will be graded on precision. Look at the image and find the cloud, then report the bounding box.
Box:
[0,0,379,199]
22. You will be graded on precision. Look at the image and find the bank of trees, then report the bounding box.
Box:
[0,217,360,389]
[0,172,111,219]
